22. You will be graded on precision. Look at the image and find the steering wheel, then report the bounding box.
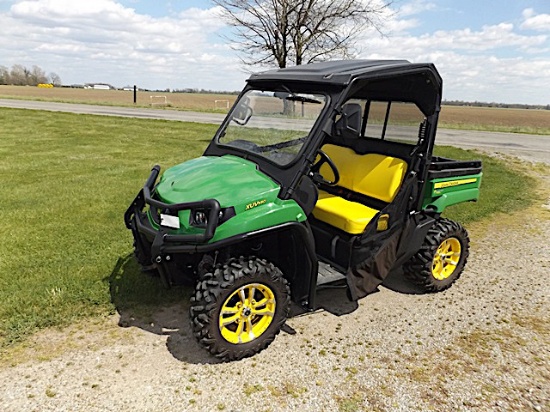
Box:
[311,149,340,186]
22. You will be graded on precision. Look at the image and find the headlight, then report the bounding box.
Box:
[194,211,208,226]
[190,207,236,228]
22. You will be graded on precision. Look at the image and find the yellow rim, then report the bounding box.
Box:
[432,237,461,280]
[219,283,276,344]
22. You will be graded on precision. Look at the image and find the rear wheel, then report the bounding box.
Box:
[404,218,469,292]
[190,256,290,361]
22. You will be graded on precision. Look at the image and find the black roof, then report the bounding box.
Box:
[247,59,443,115]
[247,59,441,88]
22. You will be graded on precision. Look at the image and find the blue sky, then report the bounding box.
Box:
[0,0,549,104]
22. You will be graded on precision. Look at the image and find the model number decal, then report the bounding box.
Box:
[434,178,477,189]
[246,199,267,210]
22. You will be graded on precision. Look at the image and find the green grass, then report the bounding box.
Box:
[0,108,215,347]
[0,108,536,348]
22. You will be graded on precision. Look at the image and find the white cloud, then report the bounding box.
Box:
[0,0,244,90]
[398,0,436,17]
[521,8,550,32]
[357,8,550,105]
[11,0,133,20]
[364,22,547,53]
[0,0,549,103]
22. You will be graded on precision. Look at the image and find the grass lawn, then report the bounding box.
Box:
[0,108,536,348]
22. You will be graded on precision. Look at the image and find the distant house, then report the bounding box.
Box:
[84,83,115,90]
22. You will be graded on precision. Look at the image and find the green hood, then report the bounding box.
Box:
[151,155,306,242]
[155,155,280,209]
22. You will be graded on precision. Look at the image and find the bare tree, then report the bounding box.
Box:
[49,72,62,86]
[213,0,393,68]
[0,65,9,85]
[9,64,30,86]
[30,65,48,85]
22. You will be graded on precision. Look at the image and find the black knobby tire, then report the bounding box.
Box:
[190,256,290,361]
[404,218,469,293]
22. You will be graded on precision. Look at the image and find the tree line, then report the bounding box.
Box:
[0,64,62,86]
[443,100,550,111]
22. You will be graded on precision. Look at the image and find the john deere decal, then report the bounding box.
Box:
[245,199,267,210]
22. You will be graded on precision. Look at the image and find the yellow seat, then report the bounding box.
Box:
[314,192,379,234]
[313,145,407,234]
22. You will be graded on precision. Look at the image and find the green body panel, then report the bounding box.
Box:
[210,197,306,242]
[422,173,483,213]
[151,155,306,242]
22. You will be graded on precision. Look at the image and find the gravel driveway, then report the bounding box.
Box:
[1,168,549,412]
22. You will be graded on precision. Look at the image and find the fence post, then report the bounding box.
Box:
[134,85,137,104]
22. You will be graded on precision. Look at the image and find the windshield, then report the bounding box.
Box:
[218,89,327,166]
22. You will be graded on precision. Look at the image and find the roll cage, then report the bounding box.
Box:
[204,60,443,203]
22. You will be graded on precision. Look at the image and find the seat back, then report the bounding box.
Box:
[321,144,407,203]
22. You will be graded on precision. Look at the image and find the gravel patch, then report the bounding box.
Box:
[1,172,549,412]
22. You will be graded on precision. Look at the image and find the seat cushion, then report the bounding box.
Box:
[313,191,379,234]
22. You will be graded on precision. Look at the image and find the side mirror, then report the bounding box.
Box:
[334,103,362,138]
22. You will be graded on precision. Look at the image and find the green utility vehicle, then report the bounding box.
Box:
[125,60,482,360]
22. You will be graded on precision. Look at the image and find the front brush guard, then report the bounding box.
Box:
[124,165,221,272]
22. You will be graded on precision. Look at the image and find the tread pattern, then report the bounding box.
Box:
[190,256,290,361]
[404,218,470,292]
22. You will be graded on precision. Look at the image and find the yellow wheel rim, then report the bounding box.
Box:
[219,283,276,344]
[432,238,461,280]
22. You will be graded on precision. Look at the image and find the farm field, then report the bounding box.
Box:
[439,104,550,134]
[0,85,237,112]
[1,85,549,134]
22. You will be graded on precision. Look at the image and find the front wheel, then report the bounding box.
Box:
[190,256,290,361]
[404,218,469,292]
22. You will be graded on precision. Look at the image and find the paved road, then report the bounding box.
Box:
[2,98,549,164]
[0,98,225,124]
